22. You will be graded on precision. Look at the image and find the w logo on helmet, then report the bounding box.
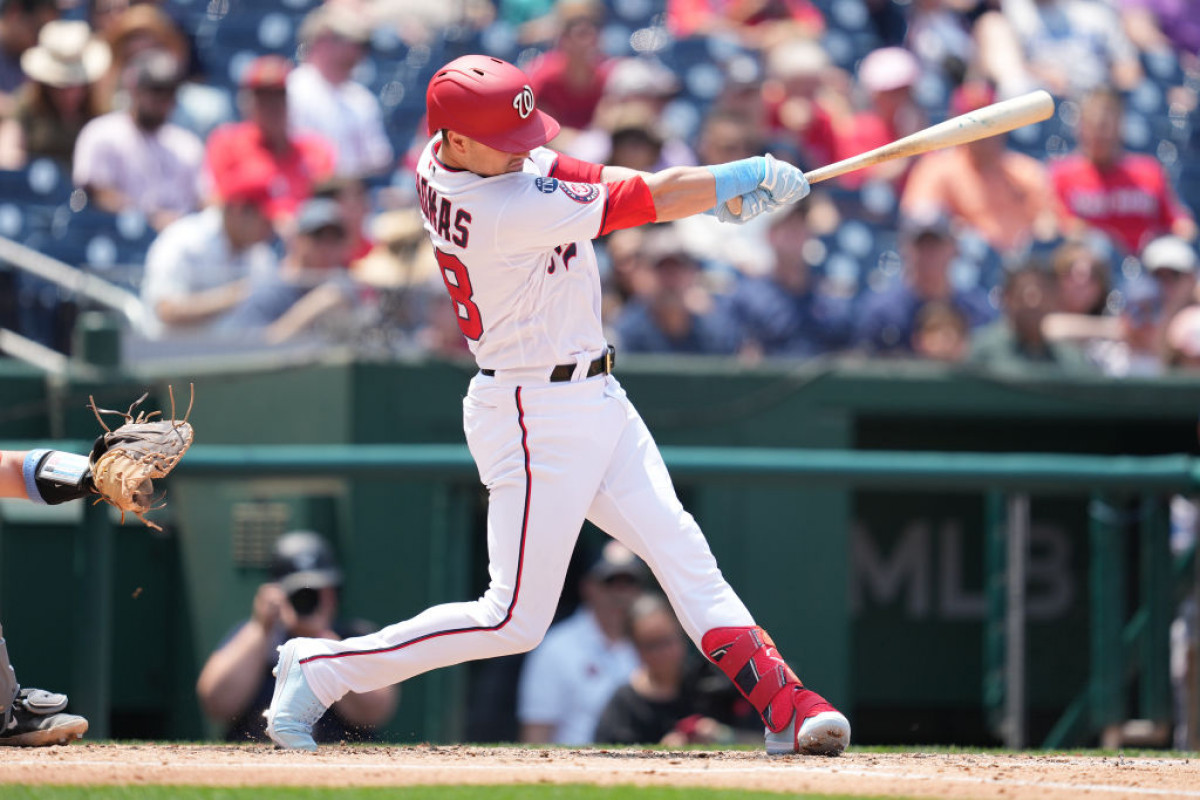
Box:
[513,85,535,119]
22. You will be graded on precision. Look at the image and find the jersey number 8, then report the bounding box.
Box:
[435,249,484,341]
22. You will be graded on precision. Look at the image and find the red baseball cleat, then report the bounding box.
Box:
[764,687,850,756]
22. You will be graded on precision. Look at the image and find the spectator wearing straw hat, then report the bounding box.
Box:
[0,19,108,168]
[0,0,56,118]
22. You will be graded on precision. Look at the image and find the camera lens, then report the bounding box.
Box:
[289,587,320,616]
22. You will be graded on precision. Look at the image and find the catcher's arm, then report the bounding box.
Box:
[0,449,94,505]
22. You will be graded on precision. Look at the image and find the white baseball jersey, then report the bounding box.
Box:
[414,136,609,371]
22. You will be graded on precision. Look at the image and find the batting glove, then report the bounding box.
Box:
[760,153,810,206]
[714,186,775,224]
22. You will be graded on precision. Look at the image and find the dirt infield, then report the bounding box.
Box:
[2,744,1200,799]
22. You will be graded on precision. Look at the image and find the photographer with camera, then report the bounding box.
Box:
[196,531,398,742]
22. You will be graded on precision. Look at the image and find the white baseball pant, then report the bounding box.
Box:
[297,373,755,707]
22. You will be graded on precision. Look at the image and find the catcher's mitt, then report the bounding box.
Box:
[87,384,195,530]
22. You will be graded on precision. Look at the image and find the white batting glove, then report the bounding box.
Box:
[760,153,810,206]
[714,187,774,224]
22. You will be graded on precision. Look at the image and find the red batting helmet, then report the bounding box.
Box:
[426,55,561,152]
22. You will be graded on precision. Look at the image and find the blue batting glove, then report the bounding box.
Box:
[760,153,810,205]
[715,187,774,224]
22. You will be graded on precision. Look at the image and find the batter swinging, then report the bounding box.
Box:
[265,55,850,757]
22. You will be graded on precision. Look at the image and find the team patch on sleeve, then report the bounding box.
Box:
[560,181,601,204]
[534,177,559,193]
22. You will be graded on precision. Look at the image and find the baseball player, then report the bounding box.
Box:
[265,54,850,756]
[0,448,96,745]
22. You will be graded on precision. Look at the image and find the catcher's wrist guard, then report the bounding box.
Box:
[22,449,93,506]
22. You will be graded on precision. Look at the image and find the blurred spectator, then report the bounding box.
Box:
[195,531,398,743]
[95,4,230,137]
[605,106,665,172]
[288,3,392,179]
[729,202,853,358]
[313,174,372,264]
[352,207,447,351]
[834,47,925,190]
[901,80,1057,255]
[0,20,108,168]
[905,0,976,85]
[1050,88,1196,255]
[666,0,824,50]
[205,56,336,224]
[970,262,1093,371]
[761,39,837,170]
[1142,234,1200,325]
[374,0,495,47]
[593,594,757,746]
[1120,0,1200,66]
[140,167,278,337]
[518,541,644,745]
[527,1,613,132]
[599,226,652,325]
[86,0,129,41]
[671,110,771,275]
[218,197,358,345]
[566,57,692,170]
[855,211,995,355]
[1051,238,1113,316]
[1088,275,1166,376]
[612,226,743,356]
[1040,239,1120,349]
[912,300,970,362]
[1166,304,1200,369]
[72,49,203,230]
[975,0,1143,98]
[0,0,55,119]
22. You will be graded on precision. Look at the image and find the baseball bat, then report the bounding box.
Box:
[727,89,1055,215]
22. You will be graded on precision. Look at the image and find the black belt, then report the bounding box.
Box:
[482,345,615,381]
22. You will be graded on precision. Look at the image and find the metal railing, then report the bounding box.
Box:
[0,235,159,339]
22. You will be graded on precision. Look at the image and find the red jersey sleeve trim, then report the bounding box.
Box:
[549,153,604,183]
[599,176,656,236]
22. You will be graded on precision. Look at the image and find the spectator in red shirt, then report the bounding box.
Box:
[833,46,925,190]
[667,0,823,50]
[205,55,336,224]
[527,1,613,133]
[761,38,837,170]
[1050,87,1196,255]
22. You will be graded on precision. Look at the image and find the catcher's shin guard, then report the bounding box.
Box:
[701,626,849,755]
[0,624,18,730]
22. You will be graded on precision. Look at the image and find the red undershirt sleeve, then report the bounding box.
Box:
[599,176,656,236]
[548,153,604,183]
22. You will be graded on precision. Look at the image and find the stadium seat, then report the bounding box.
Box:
[0,160,73,206]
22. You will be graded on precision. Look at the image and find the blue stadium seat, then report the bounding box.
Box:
[22,205,154,291]
[0,160,73,206]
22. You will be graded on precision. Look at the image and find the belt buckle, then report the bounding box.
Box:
[603,346,614,374]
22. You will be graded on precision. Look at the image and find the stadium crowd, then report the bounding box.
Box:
[0,0,1198,375]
